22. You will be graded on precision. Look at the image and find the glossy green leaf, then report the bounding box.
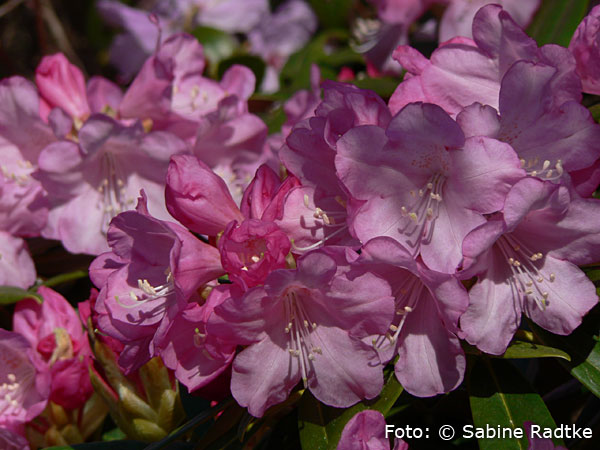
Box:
[529,315,600,398]
[527,0,589,47]
[281,30,349,93]
[500,340,571,361]
[298,368,403,450]
[0,286,42,305]
[42,270,88,287]
[469,358,563,450]
[191,26,237,67]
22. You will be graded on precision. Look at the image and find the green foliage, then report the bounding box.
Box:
[469,358,563,450]
[0,286,42,305]
[527,0,590,47]
[191,26,237,68]
[499,340,571,361]
[308,0,356,29]
[529,312,600,399]
[298,368,403,450]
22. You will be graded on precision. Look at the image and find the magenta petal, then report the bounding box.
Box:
[158,303,235,392]
[456,103,501,138]
[460,249,522,355]
[230,331,300,417]
[165,154,244,235]
[337,410,391,450]
[449,136,524,213]
[308,327,383,408]
[523,256,597,336]
[396,295,465,396]
[0,232,36,289]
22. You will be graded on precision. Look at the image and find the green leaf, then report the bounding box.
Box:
[527,0,590,47]
[281,30,349,93]
[298,368,403,450]
[0,286,42,305]
[469,358,563,450]
[499,340,571,361]
[191,26,237,68]
[217,55,266,91]
[529,314,600,398]
[308,0,355,29]
[41,270,89,287]
[102,427,126,441]
[588,104,600,123]
[350,77,400,99]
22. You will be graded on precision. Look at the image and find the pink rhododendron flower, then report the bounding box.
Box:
[219,219,291,289]
[157,290,236,392]
[278,81,391,252]
[460,178,600,354]
[0,232,36,289]
[390,5,579,117]
[439,0,540,43]
[90,193,223,372]
[166,154,245,236]
[98,0,269,80]
[569,5,600,96]
[357,237,468,396]
[36,115,188,255]
[120,33,260,141]
[0,329,49,429]
[336,102,524,273]
[35,53,125,128]
[455,61,600,192]
[248,0,317,92]
[0,77,55,238]
[13,286,93,410]
[337,409,409,450]
[208,248,395,417]
[35,54,90,123]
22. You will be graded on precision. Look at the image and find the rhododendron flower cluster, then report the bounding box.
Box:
[1,1,600,448]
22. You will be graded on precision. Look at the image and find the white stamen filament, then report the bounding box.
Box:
[116,269,175,310]
[496,235,556,310]
[283,290,321,387]
[373,276,422,349]
[98,153,134,234]
[398,173,445,252]
[522,157,564,181]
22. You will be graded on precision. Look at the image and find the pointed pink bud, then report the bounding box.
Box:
[166,154,244,235]
[35,53,90,120]
[240,165,282,220]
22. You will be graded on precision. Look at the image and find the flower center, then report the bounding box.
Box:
[97,153,135,234]
[291,195,348,252]
[496,235,556,310]
[1,159,33,186]
[399,173,445,251]
[520,157,563,181]
[374,275,422,348]
[283,290,321,387]
[116,268,175,313]
[0,373,21,415]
